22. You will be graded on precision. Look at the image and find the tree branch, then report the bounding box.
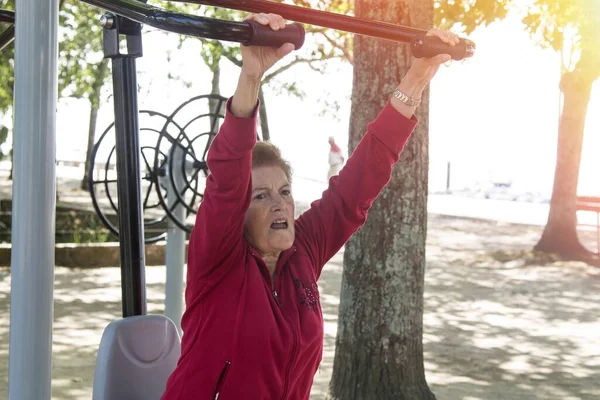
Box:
[318,31,354,65]
[225,54,242,68]
[306,60,326,73]
[223,52,242,68]
[263,57,313,83]
[218,43,243,68]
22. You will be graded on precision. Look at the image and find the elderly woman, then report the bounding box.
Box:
[162,13,459,400]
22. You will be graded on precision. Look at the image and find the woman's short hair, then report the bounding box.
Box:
[252,141,292,183]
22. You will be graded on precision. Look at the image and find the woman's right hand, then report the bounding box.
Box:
[240,13,296,80]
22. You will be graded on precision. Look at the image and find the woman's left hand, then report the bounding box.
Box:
[391,28,461,117]
[396,28,461,101]
[405,28,460,88]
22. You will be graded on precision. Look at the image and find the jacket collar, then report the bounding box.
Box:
[247,242,297,267]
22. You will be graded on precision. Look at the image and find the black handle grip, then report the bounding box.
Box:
[244,20,306,50]
[411,35,476,60]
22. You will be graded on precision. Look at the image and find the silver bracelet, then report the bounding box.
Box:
[391,88,421,107]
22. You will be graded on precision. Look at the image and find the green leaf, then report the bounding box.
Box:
[436,0,600,78]
[153,0,354,93]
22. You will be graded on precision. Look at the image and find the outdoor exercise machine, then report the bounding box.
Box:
[88,94,228,243]
[6,0,475,398]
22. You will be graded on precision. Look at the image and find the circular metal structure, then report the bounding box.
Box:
[153,94,227,232]
[88,110,191,243]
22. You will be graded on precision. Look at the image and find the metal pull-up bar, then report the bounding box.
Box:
[180,0,476,60]
[4,0,476,58]
[84,0,474,59]
[86,0,306,48]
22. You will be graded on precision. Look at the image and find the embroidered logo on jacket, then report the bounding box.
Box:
[293,278,320,312]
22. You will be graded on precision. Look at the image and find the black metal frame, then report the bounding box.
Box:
[0,9,14,23]
[84,0,256,42]
[0,9,15,51]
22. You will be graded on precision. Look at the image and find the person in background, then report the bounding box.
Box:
[162,11,460,400]
[327,135,345,180]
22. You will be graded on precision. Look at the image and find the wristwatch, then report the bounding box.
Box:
[391,88,421,108]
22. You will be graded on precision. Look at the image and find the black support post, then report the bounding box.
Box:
[102,13,147,317]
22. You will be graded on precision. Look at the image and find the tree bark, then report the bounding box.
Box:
[258,86,270,141]
[329,0,435,399]
[209,61,224,132]
[80,100,100,191]
[535,50,598,258]
[9,148,13,180]
[81,60,108,191]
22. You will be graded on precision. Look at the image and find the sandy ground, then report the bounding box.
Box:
[1,175,600,399]
[1,214,599,399]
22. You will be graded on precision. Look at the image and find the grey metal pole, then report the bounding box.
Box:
[165,145,186,335]
[8,0,58,398]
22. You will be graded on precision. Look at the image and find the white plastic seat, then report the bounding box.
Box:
[93,314,181,400]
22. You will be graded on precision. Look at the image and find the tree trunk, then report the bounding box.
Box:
[535,51,597,258]
[258,86,270,141]
[329,1,435,399]
[9,148,13,180]
[81,60,108,191]
[80,100,100,191]
[209,62,224,133]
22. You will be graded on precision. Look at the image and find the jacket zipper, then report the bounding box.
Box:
[213,360,231,400]
[272,286,298,400]
[272,290,282,307]
[252,248,298,400]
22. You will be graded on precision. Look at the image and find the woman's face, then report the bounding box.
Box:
[244,165,295,257]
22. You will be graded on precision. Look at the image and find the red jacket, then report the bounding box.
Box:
[162,99,417,400]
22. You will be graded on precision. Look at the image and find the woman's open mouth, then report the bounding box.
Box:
[270,219,288,230]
